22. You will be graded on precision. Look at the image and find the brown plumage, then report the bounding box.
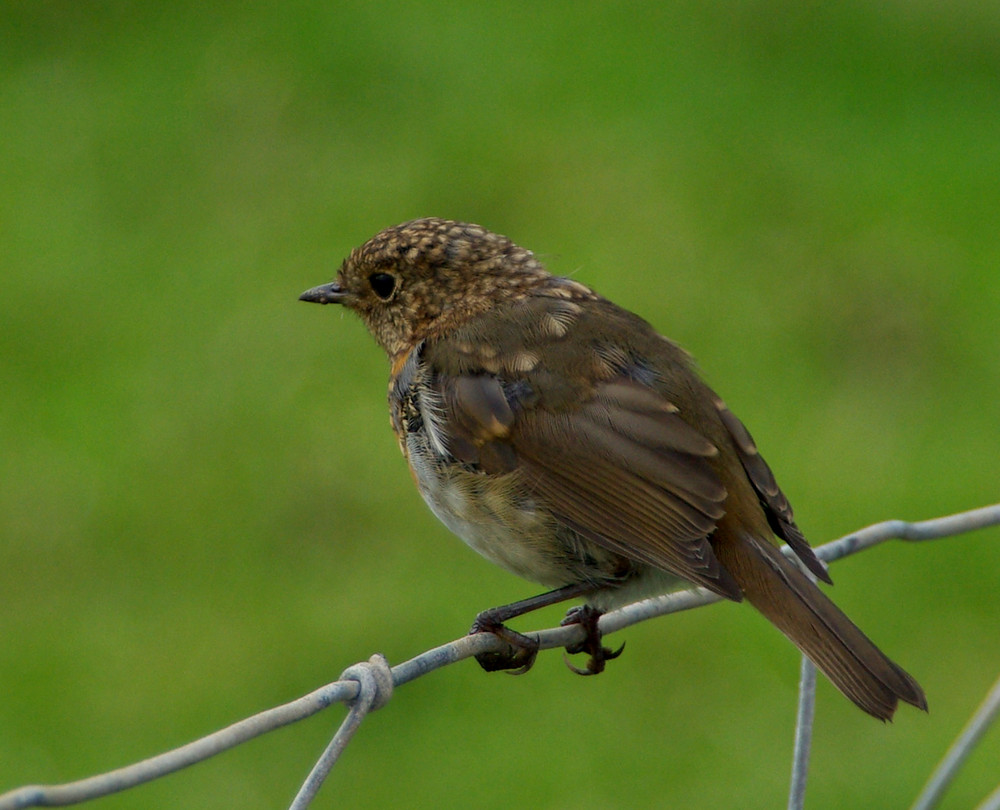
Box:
[301,217,927,720]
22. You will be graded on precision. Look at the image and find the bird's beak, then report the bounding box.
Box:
[299,281,347,305]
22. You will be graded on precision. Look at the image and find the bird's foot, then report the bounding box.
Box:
[561,605,625,675]
[470,609,540,675]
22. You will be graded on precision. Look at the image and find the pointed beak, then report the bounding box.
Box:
[299,281,347,305]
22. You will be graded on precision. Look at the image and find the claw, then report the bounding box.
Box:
[503,650,539,676]
[470,610,541,674]
[474,644,539,674]
[563,641,626,675]
[560,604,625,675]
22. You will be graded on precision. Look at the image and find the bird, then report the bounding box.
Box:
[300,217,927,720]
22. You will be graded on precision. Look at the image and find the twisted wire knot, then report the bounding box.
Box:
[339,654,394,713]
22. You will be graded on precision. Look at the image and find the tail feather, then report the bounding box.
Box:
[714,532,927,720]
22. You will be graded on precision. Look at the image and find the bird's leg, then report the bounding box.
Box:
[470,582,594,674]
[561,604,626,676]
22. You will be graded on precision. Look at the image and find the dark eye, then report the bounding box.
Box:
[368,272,396,300]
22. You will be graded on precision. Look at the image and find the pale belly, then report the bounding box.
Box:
[405,432,690,609]
[408,441,574,587]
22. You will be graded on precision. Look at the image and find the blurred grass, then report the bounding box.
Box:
[2,1,998,807]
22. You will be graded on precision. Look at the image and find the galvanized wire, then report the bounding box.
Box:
[0,504,996,810]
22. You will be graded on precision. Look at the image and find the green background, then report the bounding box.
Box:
[2,2,998,808]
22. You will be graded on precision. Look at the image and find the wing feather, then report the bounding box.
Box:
[714,399,830,583]
[433,371,740,599]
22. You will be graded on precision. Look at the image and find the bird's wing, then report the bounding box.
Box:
[422,296,742,600]
[713,399,830,583]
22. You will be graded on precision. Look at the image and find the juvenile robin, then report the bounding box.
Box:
[300,217,926,720]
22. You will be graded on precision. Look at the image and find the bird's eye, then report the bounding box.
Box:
[368,272,396,300]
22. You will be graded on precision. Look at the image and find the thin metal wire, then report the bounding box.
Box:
[975,782,1000,810]
[0,504,996,810]
[911,672,1000,810]
[289,655,394,809]
[788,655,817,810]
[0,678,362,810]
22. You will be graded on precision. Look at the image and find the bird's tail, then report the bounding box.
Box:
[715,532,927,720]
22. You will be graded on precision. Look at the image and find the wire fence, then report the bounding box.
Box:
[1,503,998,810]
